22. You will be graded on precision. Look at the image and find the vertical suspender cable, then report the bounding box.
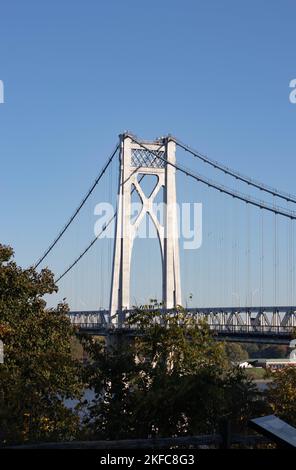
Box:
[246,203,251,306]
[292,221,295,306]
[260,209,264,308]
[273,200,278,306]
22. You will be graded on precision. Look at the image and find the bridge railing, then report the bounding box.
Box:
[68,307,296,337]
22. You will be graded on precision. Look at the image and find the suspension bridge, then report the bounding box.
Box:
[34,132,296,344]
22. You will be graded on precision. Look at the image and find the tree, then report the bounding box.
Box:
[266,367,296,427]
[258,345,288,359]
[82,307,264,439]
[245,343,288,359]
[80,334,137,440]
[224,342,249,363]
[0,244,82,445]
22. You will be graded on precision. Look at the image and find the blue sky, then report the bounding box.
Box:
[0,1,296,309]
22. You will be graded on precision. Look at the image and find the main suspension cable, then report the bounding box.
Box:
[55,169,154,283]
[130,137,296,221]
[175,138,296,204]
[55,213,117,283]
[34,144,119,268]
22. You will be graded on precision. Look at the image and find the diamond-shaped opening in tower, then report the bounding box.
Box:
[152,184,164,226]
[137,174,159,199]
[131,183,143,225]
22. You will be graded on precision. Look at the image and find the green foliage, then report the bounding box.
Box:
[80,335,137,440]
[1,244,279,445]
[224,342,249,363]
[244,367,267,380]
[0,244,82,445]
[81,308,266,440]
[243,343,288,359]
[266,367,296,427]
[71,336,84,361]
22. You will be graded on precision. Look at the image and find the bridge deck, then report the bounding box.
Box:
[68,307,296,344]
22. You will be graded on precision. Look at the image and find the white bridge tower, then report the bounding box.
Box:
[110,133,181,322]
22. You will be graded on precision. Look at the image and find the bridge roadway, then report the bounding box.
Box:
[68,306,296,345]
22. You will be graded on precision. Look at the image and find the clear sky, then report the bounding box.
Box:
[1,0,296,309]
